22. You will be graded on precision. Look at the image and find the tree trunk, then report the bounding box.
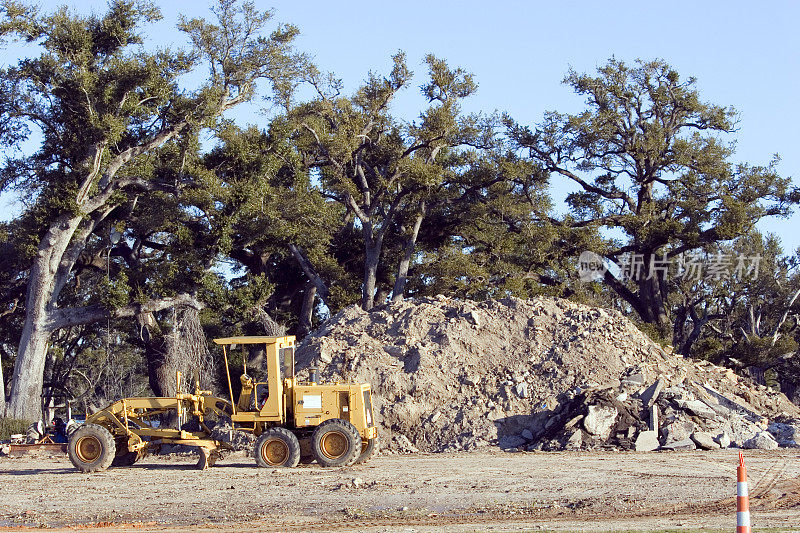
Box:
[0,351,6,416]
[638,274,671,333]
[362,242,381,310]
[298,281,317,336]
[678,317,706,356]
[9,321,51,419]
[288,244,330,307]
[392,202,426,302]
[9,214,85,420]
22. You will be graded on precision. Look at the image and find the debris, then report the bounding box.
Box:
[649,405,659,431]
[296,295,800,453]
[634,431,659,452]
[584,405,618,440]
[690,432,720,450]
[743,431,779,450]
[662,438,697,451]
[639,379,664,408]
[663,420,695,444]
[677,400,716,419]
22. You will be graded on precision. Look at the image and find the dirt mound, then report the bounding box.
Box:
[296,296,800,453]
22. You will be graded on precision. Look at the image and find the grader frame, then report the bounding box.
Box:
[67,335,378,472]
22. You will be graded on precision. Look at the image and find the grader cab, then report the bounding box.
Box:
[67,335,377,472]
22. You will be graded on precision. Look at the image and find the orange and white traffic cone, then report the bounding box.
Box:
[737,452,751,533]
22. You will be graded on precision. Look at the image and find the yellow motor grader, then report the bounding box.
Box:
[67,335,377,472]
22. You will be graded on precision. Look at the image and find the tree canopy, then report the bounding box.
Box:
[0,3,798,419]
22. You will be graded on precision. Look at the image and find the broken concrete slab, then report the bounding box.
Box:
[661,438,697,451]
[743,431,779,450]
[715,432,731,449]
[676,399,716,419]
[634,430,659,451]
[690,432,720,450]
[583,404,618,440]
[663,420,695,444]
[638,379,664,408]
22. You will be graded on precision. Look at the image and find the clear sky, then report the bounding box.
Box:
[2,1,798,253]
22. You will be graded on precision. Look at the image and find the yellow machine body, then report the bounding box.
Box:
[72,335,377,471]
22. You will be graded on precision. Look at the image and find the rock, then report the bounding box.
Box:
[383,345,404,357]
[622,372,645,388]
[583,404,618,440]
[430,411,442,423]
[515,382,530,399]
[663,420,695,444]
[394,434,419,453]
[563,415,584,430]
[649,405,659,431]
[726,416,763,447]
[499,435,527,449]
[662,438,697,451]
[690,432,720,450]
[639,379,664,408]
[743,431,779,450]
[521,429,534,440]
[565,429,582,449]
[767,422,800,447]
[464,310,481,327]
[677,399,716,419]
[318,348,333,364]
[0,444,10,456]
[634,430,659,451]
[715,432,731,449]
[351,477,364,488]
[661,386,689,401]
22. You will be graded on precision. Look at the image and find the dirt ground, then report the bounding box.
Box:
[1,449,800,532]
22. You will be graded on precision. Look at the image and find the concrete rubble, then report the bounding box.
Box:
[296,295,800,453]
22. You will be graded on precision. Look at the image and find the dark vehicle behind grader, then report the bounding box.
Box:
[67,336,377,472]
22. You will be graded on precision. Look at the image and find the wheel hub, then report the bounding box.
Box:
[320,431,348,459]
[76,436,102,463]
[262,439,289,465]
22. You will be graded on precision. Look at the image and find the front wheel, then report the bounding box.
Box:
[311,419,361,467]
[254,427,301,468]
[68,424,116,473]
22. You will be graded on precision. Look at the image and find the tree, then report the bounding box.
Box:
[507,58,799,347]
[291,53,486,309]
[0,0,305,419]
[194,122,342,336]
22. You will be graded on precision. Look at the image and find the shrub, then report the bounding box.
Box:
[0,417,32,440]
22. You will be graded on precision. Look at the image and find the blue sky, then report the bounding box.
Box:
[2,1,798,253]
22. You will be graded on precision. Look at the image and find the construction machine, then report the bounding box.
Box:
[66,335,378,472]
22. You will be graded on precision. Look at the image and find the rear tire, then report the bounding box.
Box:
[353,433,378,465]
[68,424,116,473]
[254,427,301,468]
[311,419,361,467]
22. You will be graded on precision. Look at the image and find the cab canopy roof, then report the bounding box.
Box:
[213,336,296,346]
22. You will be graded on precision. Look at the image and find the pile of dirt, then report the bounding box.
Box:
[296,295,800,453]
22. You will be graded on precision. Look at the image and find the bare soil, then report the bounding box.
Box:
[2,449,800,532]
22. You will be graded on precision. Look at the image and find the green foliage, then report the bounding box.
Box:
[0,417,32,439]
[507,58,799,352]
[1,0,798,410]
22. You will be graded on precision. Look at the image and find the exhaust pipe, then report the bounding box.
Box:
[309,367,319,384]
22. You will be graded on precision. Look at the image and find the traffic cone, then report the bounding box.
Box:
[737,452,751,533]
